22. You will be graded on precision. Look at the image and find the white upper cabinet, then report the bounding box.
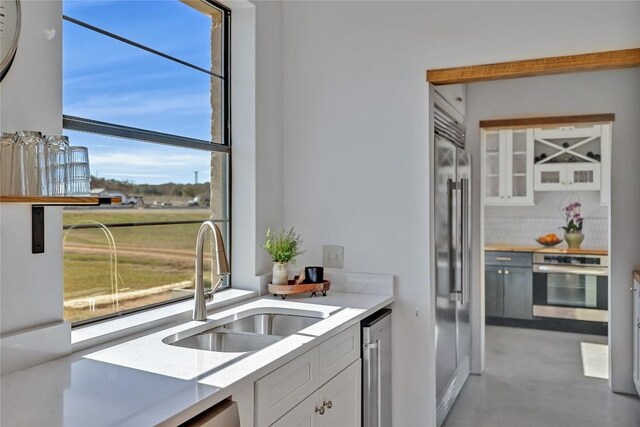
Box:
[482,128,535,206]
[533,124,611,202]
[435,84,466,117]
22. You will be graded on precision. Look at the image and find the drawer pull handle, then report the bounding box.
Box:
[498,270,502,274]
[323,400,333,409]
[504,270,510,275]
[496,257,512,261]
[315,406,325,415]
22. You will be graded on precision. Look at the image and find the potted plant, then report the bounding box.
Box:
[263,228,304,285]
[560,201,585,249]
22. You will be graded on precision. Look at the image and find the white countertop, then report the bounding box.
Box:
[1,290,393,426]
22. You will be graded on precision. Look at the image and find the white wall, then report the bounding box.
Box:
[229,0,284,292]
[280,1,640,424]
[0,1,71,374]
[466,68,640,394]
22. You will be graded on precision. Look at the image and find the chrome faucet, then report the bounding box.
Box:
[193,221,230,321]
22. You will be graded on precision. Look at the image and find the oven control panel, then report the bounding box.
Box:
[533,254,609,267]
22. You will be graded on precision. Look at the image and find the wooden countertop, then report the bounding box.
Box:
[485,243,608,256]
[634,271,640,283]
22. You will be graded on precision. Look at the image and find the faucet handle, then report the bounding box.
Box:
[204,291,214,303]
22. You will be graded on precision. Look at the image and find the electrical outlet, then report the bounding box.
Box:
[323,245,344,269]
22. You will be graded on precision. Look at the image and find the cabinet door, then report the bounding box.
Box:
[566,163,601,191]
[483,130,505,205]
[317,360,361,427]
[485,265,504,317]
[534,164,567,191]
[505,129,534,205]
[270,391,320,427]
[503,267,533,320]
[255,348,320,426]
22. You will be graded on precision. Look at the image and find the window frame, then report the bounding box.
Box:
[62,0,232,327]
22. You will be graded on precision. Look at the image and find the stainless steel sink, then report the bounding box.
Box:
[164,329,280,353]
[162,310,328,353]
[221,313,324,337]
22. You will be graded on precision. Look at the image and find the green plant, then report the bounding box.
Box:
[263,228,304,263]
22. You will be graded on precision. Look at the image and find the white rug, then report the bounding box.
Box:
[580,342,609,379]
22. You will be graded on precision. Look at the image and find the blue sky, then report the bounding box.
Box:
[63,1,223,184]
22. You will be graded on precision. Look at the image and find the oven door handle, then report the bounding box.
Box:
[533,264,608,277]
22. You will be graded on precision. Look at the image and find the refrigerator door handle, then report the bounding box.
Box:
[447,179,461,302]
[460,178,469,305]
[376,339,382,427]
[363,339,382,427]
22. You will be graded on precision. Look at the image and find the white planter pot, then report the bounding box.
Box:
[272,262,288,285]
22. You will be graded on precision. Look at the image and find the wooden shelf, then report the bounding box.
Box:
[0,196,121,205]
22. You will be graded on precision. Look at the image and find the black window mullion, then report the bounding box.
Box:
[63,115,230,153]
[63,14,225,80]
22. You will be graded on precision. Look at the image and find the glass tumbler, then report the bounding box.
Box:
[67,146,91,196]
[0,133,17,195]
[44,135,70,196]
[17,131,48,196]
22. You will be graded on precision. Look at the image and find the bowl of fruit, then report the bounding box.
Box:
[535,233,562,247]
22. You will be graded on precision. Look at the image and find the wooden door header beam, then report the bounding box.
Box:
[479,113,615,129]
[427,48,640,85]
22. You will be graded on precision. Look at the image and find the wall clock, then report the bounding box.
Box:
[0,0,21,82]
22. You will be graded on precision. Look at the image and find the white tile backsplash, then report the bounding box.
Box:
[485,216,608,248]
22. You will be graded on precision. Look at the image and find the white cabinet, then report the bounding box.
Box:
[434,84,466,117]
[534,162,601,191]
[255,324,361,427]
[482,128,534,206]
[533,124,609,194]
[271,360,362,427]
[634,277,640,396]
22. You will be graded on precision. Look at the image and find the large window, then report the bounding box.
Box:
[62,0,230,324]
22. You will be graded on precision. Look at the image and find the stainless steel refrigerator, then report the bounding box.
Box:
[432,95,472,426]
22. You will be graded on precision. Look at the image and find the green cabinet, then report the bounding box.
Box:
[485,252,533,320]
[485,265,504,317]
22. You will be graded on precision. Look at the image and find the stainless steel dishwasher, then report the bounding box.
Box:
[362,308,392,427]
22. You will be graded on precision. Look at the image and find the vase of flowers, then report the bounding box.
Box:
[560,201,585,249]
[263,228,304,285]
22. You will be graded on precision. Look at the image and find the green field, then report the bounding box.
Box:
[63,208,224,322]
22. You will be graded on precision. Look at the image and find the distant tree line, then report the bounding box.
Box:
[90,176,210,198]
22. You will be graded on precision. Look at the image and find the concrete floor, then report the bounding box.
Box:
[444,326,640,427]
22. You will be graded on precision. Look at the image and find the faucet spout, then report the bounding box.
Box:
[193,221,230,321]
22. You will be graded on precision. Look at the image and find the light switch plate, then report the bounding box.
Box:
[323,245,344,269]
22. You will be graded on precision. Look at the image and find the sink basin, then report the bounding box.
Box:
[164,329,281,353]
[221,313,324,337]
[162,309,329,353]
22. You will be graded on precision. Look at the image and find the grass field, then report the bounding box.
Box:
[63,208,225,322]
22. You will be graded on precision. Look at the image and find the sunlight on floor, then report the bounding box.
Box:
[580,342,609,379]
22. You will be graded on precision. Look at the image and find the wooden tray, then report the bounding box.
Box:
[268,280,330,299]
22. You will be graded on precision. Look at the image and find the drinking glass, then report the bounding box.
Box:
[44,135,70,196]
[0,133,16,195]
[17,131,48,196]
[67,146,91,196]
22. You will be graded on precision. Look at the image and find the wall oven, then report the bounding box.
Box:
[533,254,608,324]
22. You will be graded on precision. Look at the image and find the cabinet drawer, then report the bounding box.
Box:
[318,323,360,384]
[255,348,320,426]
[485,251,532,267]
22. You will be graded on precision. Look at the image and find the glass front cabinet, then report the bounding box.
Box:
[482,129,534,206]
[483,123,612,207]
